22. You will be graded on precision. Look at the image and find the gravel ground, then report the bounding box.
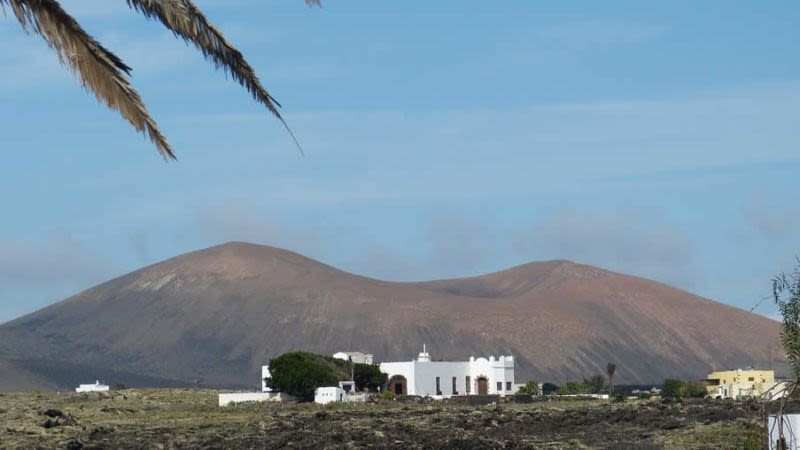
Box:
[0,389,768,449]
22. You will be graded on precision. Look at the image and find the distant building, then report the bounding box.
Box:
[704,369,785,399]
[76,381,109,392]
[379,345,516,397]
[333,351,374,365]
[315,386,346,404]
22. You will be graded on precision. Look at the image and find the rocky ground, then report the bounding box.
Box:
[0,389,769,449]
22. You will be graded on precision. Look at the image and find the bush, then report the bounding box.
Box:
[266,352,349,400]
[542,383,559,395]
[556,381,588,395]
[586,375,606,394]
[638,392,652,400]
[378,390,396,402]
[686,383,707,398]
[516,379,540,396]
[661,379,707,399]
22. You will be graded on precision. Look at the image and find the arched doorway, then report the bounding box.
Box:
[477,376,489,395]
[388,375,408,395]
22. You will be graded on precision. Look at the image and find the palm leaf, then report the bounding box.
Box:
[1,0,174,158]
[125,0,321,155]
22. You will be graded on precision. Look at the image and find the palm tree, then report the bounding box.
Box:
[606,362,616,394]
[0,0,320,159]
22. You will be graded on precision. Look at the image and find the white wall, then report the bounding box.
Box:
[380,355,516,397]
[219,392,285,407]
[76,382,109,393]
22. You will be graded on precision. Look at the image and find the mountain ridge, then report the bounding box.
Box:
[0,241,781,391]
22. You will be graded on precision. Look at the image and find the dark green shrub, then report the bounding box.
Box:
[586,375,606,394]
[354,363,387,392]
[266,352,348,400]
[638,392,652,400]
[542,383,559,395]
[661,379,684,399]
[556,380,588,395]
[516,380,540,395]
[661,379,707,399]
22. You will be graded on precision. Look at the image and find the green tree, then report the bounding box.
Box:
[774,262,800,380]
[516,379,540,395]
[606,362,616,394]
[1,0,320,158]
[353,363,388,392]
[661,379,684,399]
[266,352,344,400]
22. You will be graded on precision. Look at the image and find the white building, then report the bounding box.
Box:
[333,351,374,365]
[76,380,109,392]
[379,346,516,397]
[315,386,346,404]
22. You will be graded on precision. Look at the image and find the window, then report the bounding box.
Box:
[506,381,512,391]
[466,376,471,394]
[748,377,754,382]
[497,382,502,392]
[436,377,441,395]
[452,377,457,395]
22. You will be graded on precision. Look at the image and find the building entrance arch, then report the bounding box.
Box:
[477,376,489,395]
[388,375,408,395]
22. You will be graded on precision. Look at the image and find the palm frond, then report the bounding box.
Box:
[1,0,174,158]
[125,0,319,155]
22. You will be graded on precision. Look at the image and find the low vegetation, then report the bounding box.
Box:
[661,379,708,399]
[515,380,540,396]
[0,389,769,448]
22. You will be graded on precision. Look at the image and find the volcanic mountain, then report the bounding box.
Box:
[0,242,781,391]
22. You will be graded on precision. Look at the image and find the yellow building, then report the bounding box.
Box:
[703,369,777,399]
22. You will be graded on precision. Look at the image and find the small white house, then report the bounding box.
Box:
[315,386,346,404]
[379,346,516,397]
[333,351,374,365]
[76,380,109,392]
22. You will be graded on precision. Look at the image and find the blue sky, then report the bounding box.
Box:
[1,0,799,322]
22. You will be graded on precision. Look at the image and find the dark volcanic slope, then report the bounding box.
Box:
[0,242,781,390]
